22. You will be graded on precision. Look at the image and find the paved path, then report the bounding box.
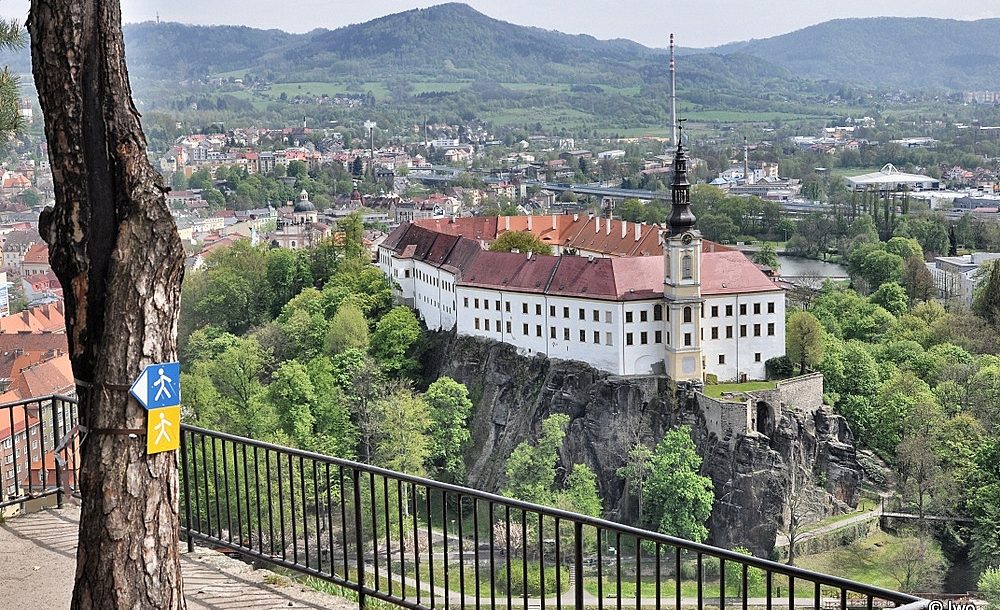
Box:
[0,506,354,610]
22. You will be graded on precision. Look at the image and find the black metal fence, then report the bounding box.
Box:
[0,395,78,510]
[179,425,928,610]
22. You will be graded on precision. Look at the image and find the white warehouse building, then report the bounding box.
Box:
[377,144,786,382]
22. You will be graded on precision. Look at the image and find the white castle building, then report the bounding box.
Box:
[377,144,786,382]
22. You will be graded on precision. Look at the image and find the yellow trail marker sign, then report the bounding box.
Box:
[147,406,181,455]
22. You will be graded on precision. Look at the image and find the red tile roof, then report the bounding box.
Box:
[387,220,776,302]
[22,242,49,265]
[701,251,784,296]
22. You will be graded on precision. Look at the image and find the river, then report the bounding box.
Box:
[776,254,848,279]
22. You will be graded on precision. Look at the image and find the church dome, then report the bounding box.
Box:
[293,189,316,213]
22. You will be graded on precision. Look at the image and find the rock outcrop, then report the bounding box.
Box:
[423,332,863,557]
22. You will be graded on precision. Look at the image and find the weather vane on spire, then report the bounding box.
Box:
[676,118,686,149]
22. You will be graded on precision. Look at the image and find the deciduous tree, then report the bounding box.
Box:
[424,376,473,483]
[642,426,714,543]
[786,311,826,375]
[489,230,553,255]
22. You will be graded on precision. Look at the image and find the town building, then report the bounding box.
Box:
[928,252,1000,305]
[267,190,332,250]
[846,164,940,193]
[377,143,786,382]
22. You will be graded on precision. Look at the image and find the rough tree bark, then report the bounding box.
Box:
[28,1,187,608]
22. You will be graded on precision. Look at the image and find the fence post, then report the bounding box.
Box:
[353,470,367,610]
[181,428,194,553]
[574,521,584,610]
[51,398,63,509]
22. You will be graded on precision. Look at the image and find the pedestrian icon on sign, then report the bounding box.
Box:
[146,406,181,455]
[130,362,181,410]
[153,411,172,444]
[153,367,173,401]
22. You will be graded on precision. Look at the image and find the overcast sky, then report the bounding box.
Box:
[2,1,1000,47]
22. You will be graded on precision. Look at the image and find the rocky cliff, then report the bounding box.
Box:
[423,332,863,557]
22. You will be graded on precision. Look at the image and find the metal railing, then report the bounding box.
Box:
[179,425,928,610]
[0,395,78,510]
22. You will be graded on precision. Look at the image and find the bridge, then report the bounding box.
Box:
[1,395,928,610]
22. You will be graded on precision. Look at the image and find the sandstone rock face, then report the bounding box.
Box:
[425,333,863,557]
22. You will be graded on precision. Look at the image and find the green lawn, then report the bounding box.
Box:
[682,110,825,123]
[702,381,777,399]
[794,530,918,592]
[799,497,878,534]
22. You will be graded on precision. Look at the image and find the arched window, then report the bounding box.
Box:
[682,255,693,279]
[653,304,663,321]
[683,306,692,323]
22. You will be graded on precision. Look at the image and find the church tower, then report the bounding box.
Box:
[663,127,704,382]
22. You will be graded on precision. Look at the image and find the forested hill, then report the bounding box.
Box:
[706,17,1000,90]
[2,3,788,90]
[6,6,996,92]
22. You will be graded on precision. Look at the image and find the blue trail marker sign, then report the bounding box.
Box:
[130,362,181,410]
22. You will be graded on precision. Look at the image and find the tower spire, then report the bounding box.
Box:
[668,120,695,237]
[670,33,677,147]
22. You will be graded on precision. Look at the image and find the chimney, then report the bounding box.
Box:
[595,217,600,233]
[622,221,627,239]
[505,216,511,231]
[526,251,532,260]
[527,215,533,231]
[606,219,611,236]
[573,213,579,222]
[635,222,641,241]
[552,214,557,230]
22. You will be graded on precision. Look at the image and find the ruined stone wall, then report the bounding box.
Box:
[776,373,824,412]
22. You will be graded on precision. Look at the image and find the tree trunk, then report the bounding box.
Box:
[28,2,187,609]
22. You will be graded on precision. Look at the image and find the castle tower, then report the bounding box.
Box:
[663,125,704,382]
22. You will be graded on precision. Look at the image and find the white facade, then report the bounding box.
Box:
[701,292,786,381]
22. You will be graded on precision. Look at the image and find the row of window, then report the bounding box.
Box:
[717,352,764,364]
[414,268,454,292]
[709,302,776,318]
[707,323,776,339]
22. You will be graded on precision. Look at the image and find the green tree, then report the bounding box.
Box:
[339,211,367,261]
[857,249,904,293]
[325,302,370,354]
[885,236,923,260]
[373,388,432,475]
[504,414,570,505]
[698,213,740,243]
[978,567,1000,607]
[266,248,313,317]
[370,306,422,377]
[752,243,779,269]
[870,282,908,317]
[901,256,935,303]
[0,17,22,135]
[267,360,317,445]
[424,377,474,483]
[559,463,602,517]
[786,311,826,375]
[489,230,553,256]
[617,443,653,521]
[643,426,714,543]
[287,160,308,179]
[973,261,1000,325]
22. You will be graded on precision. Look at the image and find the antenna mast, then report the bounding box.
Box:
[670,33,677,146]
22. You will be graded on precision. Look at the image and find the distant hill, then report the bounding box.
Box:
[3,4,785,91]
[704,17,1000,90]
